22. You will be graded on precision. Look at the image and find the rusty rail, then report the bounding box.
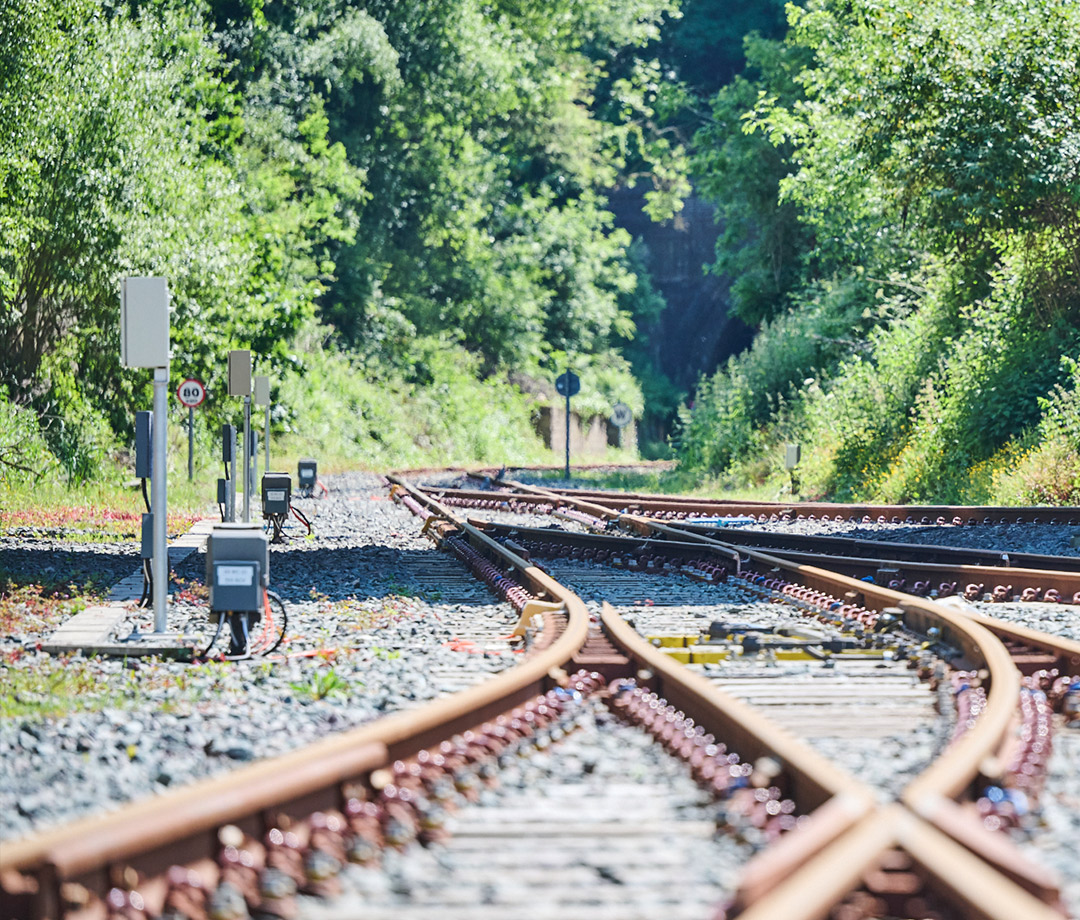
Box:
[467,479,1075,916]
[2,485,593,919]
[597,601,1065,920]
[501,483,1080,525]
[4,475,1074,920]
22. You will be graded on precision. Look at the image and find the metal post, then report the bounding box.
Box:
[564,366,571,481]
[226,437,236,523]
[187,406,194,481]
[265,403,270,472]
[242,395,251,523]
[249,430,258,504]
[151,367,169,633]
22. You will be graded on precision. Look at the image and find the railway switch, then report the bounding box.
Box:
[298,459,318,498]
[207,524,269,656]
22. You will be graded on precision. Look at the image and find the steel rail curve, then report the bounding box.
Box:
[457,514,1080,612]
[450,478,1075,917]
[3,474,1073,920]
[2,483,592,920]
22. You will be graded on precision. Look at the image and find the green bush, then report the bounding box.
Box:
[674,277,870,476]
[987,357,1080,505]
[0,392,57,487]
[277,335,551,469]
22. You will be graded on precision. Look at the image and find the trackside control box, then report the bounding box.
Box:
[222,424,237,464]
[298,459,317,492]
[207,524,268,615]
[120,277,169,368]
[135,411,153,479]
[262,472,291,515]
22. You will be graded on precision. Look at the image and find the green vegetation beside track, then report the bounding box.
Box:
[1,0,1077,504]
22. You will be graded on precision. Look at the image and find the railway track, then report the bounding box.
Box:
[2,473,1078,919]
[423,478,1080,909]
[295,696,752,920]
[458,478,1080,526]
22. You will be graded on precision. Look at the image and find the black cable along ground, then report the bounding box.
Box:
[290,505,312,534]
[197,589,288,660]
[139,477,154,607]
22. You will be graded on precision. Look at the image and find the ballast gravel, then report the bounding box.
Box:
[1,472,518,842]
[298,699,753,920]
[4,469,1080,916]
[435,473,1080,914]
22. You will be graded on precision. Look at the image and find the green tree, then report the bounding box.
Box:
[0,0,134,400]
[693,35,812,326]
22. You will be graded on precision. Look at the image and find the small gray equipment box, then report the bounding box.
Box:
[206,523,269,657]
[262,472,293,543]
[297,459,317,498]
[207,524,268,617]
[262,472,291,515]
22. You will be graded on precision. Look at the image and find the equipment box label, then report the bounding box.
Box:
[216,564,255,586]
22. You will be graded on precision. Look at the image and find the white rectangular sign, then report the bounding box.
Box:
[120,277,170,368]
[216,564,254,586]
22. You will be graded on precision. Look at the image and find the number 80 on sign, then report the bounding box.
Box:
[177,378,207,408]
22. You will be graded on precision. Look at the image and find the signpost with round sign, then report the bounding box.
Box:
[177,378,207,408]
[555,369,580,479]
[555,371,580,397]
[610,402,632,450]
[176,378,206,480]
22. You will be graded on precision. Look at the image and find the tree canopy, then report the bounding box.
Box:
[677,0,1080,501]
[0,0,687,475]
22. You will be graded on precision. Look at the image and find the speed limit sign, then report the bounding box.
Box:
[176,378,206,408]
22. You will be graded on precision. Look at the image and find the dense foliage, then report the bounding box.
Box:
[0,0,686,480]
[6,0,1078,505]
[677,0,1080,503]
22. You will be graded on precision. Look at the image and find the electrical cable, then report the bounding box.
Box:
[291,505,312,534]
[197,590,287,661]
[250,588,274,652]
[222,460,231,521]
[248,589,288,655]
[316,479,330,497]
[263,590,288,654]
[225,613,252,661]
[198,615,225,658]
[139,478,152,605]
[137,559,152,608]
